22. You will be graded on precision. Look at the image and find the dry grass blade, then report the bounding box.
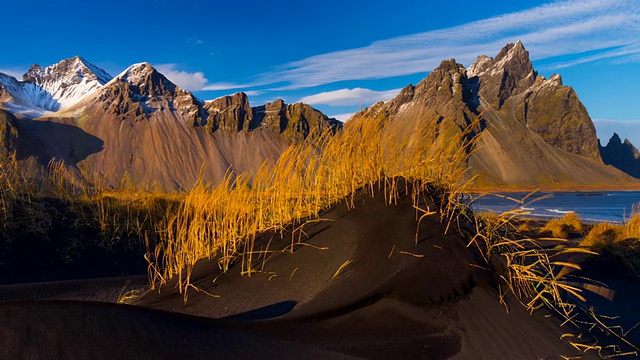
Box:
[332,260,353,280]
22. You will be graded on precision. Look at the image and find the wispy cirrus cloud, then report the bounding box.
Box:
[155,64,208,91]
[248,0,640,90]
[158,0,639,97]
[299,87,401,107]
[548,42,640,70]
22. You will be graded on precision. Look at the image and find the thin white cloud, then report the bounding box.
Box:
[547,42,640,70]
[0,68,24,79]
[186,37,205,45]
[249,0,640,90]
[243,90,264,96]
[329,113,355,122]
[155,64,208,91]
[300,87,401,107]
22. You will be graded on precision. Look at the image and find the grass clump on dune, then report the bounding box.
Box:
[581,207,640,247]
[540,212,583,239]
[580,208,640,276]
[580,223,622,248]
[148,114,477,295]
[469,194,640,357]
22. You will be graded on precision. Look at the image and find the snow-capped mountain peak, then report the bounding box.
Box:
[20,56,113,112]
[111,62,177,92]
[114,62,154,84]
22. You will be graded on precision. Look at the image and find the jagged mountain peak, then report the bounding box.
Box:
[117,62,153,78]
[494,41,528,63]
[115,62,160,84]
[205,92,250,109]
[467,41,533,79]
[467,41,536,109]
[466,55,493,78]
[605,132,623,146]
[110,62,178,98]
[354,41,630,188]
[23,56,112,87]
[601,133,640,178]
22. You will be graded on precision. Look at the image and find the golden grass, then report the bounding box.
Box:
[0,154,170,269]
[470,195,638,357]
[580,207,640,248]
[578,208,640,278]
[622,205,640,241]
[581,223,622,247]
[541,212,584,239]
[516,219,531,233]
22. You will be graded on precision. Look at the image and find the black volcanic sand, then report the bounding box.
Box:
[1,181,598,359]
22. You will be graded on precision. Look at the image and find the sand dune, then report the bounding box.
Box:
[0,182,605,358]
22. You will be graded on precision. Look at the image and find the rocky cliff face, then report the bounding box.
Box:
[204,92,252,132]
[467,42,536,110]
[358,42,636,190]
[600,133,640,179]
[0,110,18,158]
[253,99,342,142]
[205,95,342,142]
[467,41,600,160]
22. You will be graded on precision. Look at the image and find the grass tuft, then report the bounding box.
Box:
[541,212,583,239]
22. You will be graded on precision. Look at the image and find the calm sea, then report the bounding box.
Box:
[470,191,640,223]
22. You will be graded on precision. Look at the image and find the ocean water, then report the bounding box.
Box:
[470,191,640,224]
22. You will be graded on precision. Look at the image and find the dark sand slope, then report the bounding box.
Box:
[0,182,593,359]
[137,182,590,359]
[0,301,355,360]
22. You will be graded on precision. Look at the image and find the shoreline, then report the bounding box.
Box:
[467,183,640,193]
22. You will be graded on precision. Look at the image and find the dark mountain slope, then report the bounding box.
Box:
[600,133,640,179]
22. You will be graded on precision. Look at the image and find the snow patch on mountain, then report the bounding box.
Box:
[0,72,57,117]
[23,56,112,111]
[0,56,112,117]
[111,62,153,86]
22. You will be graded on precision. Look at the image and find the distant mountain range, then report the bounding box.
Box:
[0,42,638,190]
[0,58,340,189]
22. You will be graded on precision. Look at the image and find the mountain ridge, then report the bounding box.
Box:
[0,46,638,190]
[357,42,638,190]
[0,58,341,190]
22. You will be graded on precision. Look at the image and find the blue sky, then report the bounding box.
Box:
[1,0,639,145]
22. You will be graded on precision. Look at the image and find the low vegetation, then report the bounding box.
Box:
[473,203,639,357]
[579,208,640,276]
[540,212,584,239]
[0,155,171,282]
